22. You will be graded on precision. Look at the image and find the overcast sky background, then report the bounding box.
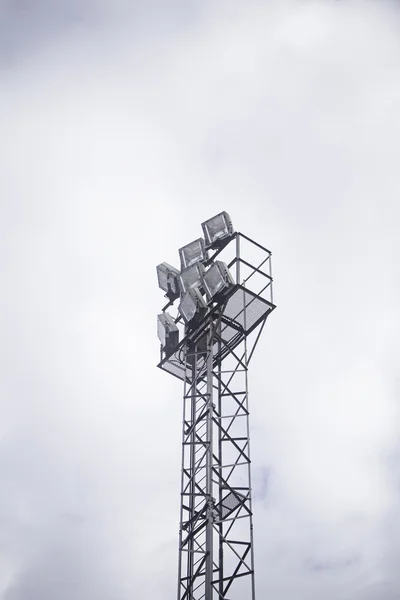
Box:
[1,0,400,598]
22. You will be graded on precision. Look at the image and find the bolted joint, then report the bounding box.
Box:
[207,496,216,521]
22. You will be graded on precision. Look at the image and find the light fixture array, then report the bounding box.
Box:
[156,212,235,352]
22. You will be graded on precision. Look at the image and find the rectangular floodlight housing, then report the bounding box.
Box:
[178,286,208,324]
[179,238,206,270]
[178,263,205,295]
[156,262,180,300]
[202,260,234,301]
[157,312,179,351]
[201,211,234,249]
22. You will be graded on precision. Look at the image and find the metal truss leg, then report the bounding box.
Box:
[177,313,257,600]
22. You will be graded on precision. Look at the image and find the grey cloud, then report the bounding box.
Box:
[4,542,114,600]
[0,0,207,67]
[305,555,361,573]
[252,465,271,502]
[0,1,88,67]
[1,1,400,599]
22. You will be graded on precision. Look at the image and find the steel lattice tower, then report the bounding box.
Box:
[157,217,275,600]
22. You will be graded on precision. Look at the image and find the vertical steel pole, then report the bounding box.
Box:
[205,320,214,599]
[177,369,186,600]
[244,336,256,600]
[269,251,273,305]
[217,320,223,600]
[188,355,197,597]
[243,267,256,600]
[236,233,241,284]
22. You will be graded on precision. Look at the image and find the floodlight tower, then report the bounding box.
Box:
[156,213,275,600]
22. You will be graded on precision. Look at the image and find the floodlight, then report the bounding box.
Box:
[156,262,180,301]
[201,211,234,249]
[178,263,205,295]
[202,260,234,301]
[157,312,179,354]
[178,286,208,325]
[178,238,206,270]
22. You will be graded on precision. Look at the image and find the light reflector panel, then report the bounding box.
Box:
[156,262,180,300]
[178,263,205,294]
[201,211,233,249]
[178,286,207,324]
[178,238,206,270]
[157,312,179,351]
[202,260,234,300]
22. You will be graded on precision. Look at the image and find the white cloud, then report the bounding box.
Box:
[0,1,400,598]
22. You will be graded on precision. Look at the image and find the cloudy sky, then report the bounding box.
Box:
[1,0,400,598]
